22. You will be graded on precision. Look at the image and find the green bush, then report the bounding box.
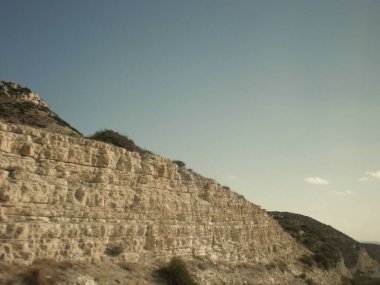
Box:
[88,129,142,153]
[158,257,198,285]
[173,160,186,168]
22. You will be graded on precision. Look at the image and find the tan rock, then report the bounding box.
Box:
[0,121,304,268]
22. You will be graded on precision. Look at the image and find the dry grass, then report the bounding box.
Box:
[0,259,59,285]
[117,261,139,272]
[0,259,158,285]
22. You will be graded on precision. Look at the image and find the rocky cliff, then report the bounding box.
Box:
[1,81,376,284]
[0,121,302,264]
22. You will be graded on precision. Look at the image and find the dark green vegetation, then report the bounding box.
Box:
[157,257,198,285]
[270,211,361,270]
[173,160,186,168]
[342,273,380,285]
[0,81,82,136]
[362,243,380,264]
[88,129,145,153]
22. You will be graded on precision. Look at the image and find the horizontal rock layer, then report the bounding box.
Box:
[0,122,302,264]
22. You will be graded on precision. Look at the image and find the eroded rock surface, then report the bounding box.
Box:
[0,121,304,265]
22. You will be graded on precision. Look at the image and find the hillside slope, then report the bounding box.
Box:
[362,243,380,264]
[0,80,82,137]
[270,211,378,273]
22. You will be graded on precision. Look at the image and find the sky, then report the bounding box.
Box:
[1,0,379,242]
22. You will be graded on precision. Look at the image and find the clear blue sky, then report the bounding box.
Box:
[1,0,379,241]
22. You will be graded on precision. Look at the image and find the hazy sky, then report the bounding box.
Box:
[1,0,379,241]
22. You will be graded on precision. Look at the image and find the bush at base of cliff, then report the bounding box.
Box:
[157,257,198,285]
[21,259,58,285]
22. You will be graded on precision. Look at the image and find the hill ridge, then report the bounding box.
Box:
[0,80,82,137]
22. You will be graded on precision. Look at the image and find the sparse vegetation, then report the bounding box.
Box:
[305,278,316,285]
[270,211,360,270]
[299,254,314,267]
[341,272,380,285]
[362,243,380,264]
[157,257,198,285]
[19,87,32,94]
[21,259,59,285]
[118,261,138,272]
[235,192,246,200]
[0,82,82,136]
[312,243,341,270]
[265,262,276,270]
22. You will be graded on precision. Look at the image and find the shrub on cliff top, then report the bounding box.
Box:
[173,160,186,168]
[157,257,198,285]
[88,129,142,153]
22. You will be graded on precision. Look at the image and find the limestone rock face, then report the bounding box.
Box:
[0,121,304,264]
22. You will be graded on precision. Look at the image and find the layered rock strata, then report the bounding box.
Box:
[0,121,303,264]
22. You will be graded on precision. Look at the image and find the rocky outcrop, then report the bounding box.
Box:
[0,121,304,265]
[0,81,81,137]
